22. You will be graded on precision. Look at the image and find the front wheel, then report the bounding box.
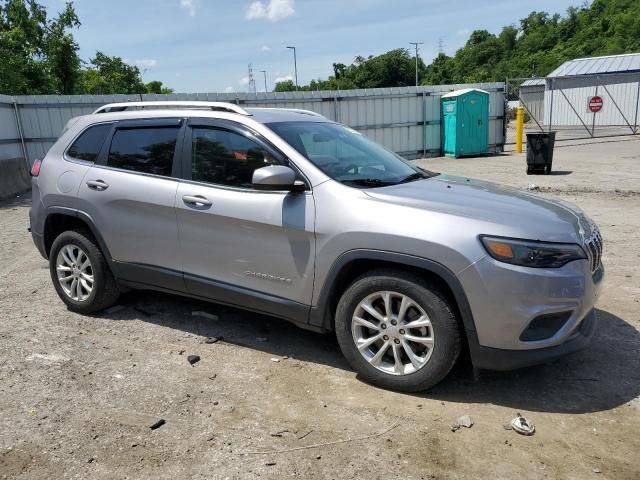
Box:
[335,269,462,392]
[49,229,120,314]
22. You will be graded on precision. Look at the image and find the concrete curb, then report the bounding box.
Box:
[0,158,31,201]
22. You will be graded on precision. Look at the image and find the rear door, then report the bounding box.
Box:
[461,93,488,154]
[175,118,316,315]
[77,118,185,290]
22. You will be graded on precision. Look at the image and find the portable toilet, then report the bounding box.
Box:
[441,88,489,157]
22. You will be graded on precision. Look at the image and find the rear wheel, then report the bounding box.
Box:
[335,269,462,392]
[49,229,120,314]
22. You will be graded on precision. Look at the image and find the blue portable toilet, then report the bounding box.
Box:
[441,88,489,157]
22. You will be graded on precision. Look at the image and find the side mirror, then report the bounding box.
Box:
[252,165,306,192]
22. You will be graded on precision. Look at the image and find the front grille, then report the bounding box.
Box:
[584,228,603,273]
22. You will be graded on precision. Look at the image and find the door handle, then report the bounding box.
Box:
[86,179,109,191]
[182,195,212,207]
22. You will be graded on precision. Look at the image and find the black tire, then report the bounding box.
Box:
[335,269,462,392]
[526,166,532,175]
[49,229,120,314]
[544,165,551,175]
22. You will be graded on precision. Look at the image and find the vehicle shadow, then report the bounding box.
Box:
[98,292,639,414]
[549,170,573,175]
[0,192,31,210]
[424,308,640,413]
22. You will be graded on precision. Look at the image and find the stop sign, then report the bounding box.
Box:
[588,95,603,113]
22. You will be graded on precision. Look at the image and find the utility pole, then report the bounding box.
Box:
[409,42,423,87]
[286,46,298,90]
[259,70,268,92]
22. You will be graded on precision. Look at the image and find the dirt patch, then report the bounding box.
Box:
[1,140,639,479]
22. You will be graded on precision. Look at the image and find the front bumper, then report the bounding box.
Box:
[458,255,602,351]
[457,252,603,370]
[469,308,598,370]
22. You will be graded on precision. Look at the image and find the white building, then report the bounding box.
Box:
[520,53,640,131]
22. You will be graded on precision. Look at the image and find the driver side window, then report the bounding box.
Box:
[191,127,279,188]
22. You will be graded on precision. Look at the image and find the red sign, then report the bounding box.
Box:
[588,96,603,113]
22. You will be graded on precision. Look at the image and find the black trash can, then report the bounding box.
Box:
[526,132,556,175]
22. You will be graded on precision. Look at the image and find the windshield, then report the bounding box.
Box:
[266,121,437,188]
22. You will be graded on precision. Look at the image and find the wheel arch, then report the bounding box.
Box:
[43,207,117,274]
[310,250,479,346]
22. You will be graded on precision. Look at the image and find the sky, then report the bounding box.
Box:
[41,0,587,93]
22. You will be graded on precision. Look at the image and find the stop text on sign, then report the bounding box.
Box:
[588,95,603,113]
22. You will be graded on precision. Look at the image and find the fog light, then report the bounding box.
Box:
[520,311,572,341]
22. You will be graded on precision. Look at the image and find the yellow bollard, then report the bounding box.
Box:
[515,106,524,153]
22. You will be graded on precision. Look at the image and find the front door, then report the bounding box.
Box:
[175,119,315,319]
[461,93,488,155]
[77,118,184,289]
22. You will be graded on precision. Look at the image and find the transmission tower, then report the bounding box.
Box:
[438,37,444,54]
[248,63,256,94]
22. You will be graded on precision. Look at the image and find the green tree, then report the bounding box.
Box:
[273,79,296,92]
[285,0,640,90]
[0,0,172,95]
[0,0,81,94]
[79,52,145,94]
[145,80,174,94]
[422,53,454,85]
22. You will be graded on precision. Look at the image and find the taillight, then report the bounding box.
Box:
[30,159,42,177]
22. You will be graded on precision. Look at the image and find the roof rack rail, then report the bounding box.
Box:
[93,101,250,116]
[283,108,326,118]
[250,107,327,119]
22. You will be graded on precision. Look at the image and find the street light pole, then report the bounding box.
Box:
[409,42,423,87]
[286,46,298,90]
[259,70,268,92]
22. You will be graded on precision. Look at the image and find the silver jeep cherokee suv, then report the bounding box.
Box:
[29,101,604,391]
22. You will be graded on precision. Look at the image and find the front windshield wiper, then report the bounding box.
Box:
[342,178,395,187]
[398,172,428,184]
[398,168,441,183]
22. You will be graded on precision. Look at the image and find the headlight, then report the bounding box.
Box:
[480,236,586,268]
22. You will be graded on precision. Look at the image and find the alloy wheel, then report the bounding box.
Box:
[56,244,94,302]
[352,291,434,375]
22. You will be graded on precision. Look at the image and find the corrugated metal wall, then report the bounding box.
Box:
[543,72,640,128]
[0,94,23,164]
[518,84,545,124]
[1,83,505,166]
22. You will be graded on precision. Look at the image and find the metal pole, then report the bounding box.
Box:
[504,79,509,147]
[287,46,298,90]
[548,78,554,133]
[592,81,598,137]
[410,42,423,87]
[633,73,640,134]
[422,91,427,158]
[515,107,524,153]
[260,70,268,92]
[12,100,29,170]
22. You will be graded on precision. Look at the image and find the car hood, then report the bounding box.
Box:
[364,174,595,243]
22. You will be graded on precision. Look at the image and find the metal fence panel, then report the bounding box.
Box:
[0,94,22,162]
[510,71,640,143]
[2,83,505,166]
[547,73,640,128]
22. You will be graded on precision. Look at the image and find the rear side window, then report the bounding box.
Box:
[66,124,112,162]
[107,127,179,176]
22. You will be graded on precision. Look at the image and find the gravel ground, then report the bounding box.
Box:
[1,137,639,479]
